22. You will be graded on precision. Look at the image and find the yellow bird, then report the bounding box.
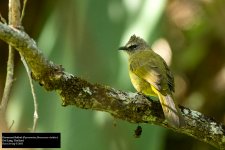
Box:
[119,35,184,128]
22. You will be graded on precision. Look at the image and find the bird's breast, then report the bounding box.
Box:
[129,70,157,97]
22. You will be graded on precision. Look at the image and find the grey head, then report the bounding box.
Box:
[118,35,150,54]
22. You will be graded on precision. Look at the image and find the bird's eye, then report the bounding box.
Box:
[128,44,138,50]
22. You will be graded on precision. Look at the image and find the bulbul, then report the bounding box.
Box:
[119,35,184,128]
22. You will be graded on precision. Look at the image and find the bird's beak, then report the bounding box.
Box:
[118,46,127,51]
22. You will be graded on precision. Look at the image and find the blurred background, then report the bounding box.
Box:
[1,0,225,150]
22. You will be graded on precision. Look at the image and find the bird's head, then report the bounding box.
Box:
[118,35,150,55]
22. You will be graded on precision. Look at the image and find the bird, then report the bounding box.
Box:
[118,35,184,128]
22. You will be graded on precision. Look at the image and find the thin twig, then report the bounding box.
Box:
[20,0,38,132]
[0,13,7,24]
[8,0,21,28]
[9,120,15,130]
[21,56,38,132]
[1,46,15,113]
[20,0,28,23]
[1,0,21,113]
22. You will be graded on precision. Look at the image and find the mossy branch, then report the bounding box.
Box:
[0,23,225,149]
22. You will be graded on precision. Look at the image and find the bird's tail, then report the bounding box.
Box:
[156,92,184,128]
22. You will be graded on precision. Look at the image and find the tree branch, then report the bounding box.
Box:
[0,23,225,149]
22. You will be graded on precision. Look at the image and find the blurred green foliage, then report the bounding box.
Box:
[1,0,225,150]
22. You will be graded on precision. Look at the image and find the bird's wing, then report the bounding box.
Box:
[130,59,165,92]
[163,61,175,92]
